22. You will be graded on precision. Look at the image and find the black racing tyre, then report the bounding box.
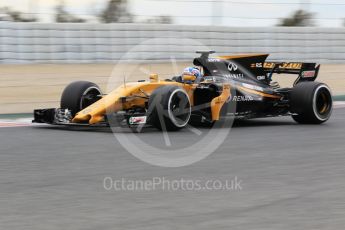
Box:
[147,86,191,131]
[290,82,333,124]
[60,81,102,116]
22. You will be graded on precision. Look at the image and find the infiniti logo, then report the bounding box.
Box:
[228,62,238,72]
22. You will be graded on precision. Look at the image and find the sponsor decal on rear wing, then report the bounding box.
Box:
[262,62,320,84]
[264,62,304,73]
[263,62,319,72]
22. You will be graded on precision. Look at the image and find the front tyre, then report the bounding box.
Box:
[148,86,191,131]
[60,81,102,116]
[290,82,332,124]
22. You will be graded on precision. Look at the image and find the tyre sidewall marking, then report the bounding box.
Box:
[312,84,333,121]
[80,86,102,110]
[167,88,191,128]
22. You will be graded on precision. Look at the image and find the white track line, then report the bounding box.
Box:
[0,118,33,128]
[334,101,345,109]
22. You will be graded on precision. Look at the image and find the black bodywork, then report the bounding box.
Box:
[190,51,320,121]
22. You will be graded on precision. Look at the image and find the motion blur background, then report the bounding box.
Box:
[2,2,345,229]
[1,0,345,26]
[1,0,345,113]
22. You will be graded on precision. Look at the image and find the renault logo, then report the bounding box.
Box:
[228,62,238,71]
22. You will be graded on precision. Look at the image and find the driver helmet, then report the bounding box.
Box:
[182,67,201,82]
[182,67,202,80]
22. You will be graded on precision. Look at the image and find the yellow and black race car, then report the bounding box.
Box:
[33,51,333,131]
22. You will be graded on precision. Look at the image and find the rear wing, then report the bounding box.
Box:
[263,62,320,85]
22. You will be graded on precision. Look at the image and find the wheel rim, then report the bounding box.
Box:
[167,89,191,128]
[313,85,332,121]
[80,87,102,110]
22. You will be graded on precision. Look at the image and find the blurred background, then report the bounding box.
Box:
[1,0,345,113]
[1,0,345,63]
[2,3,345,230]
[1,0,345,26]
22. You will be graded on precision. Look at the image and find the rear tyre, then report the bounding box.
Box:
[290,82,332,124]
[148,86,191,131]
[60,81,102,116]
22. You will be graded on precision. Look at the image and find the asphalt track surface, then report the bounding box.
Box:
[1,108,345,230]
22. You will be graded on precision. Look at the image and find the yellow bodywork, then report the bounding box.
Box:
[72,77,231,125]
[210,84,231,121]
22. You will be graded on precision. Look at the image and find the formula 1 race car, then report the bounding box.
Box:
[33,51,333,131]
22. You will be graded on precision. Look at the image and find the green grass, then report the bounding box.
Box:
[0,113,32,119]
[334,95,345,101]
